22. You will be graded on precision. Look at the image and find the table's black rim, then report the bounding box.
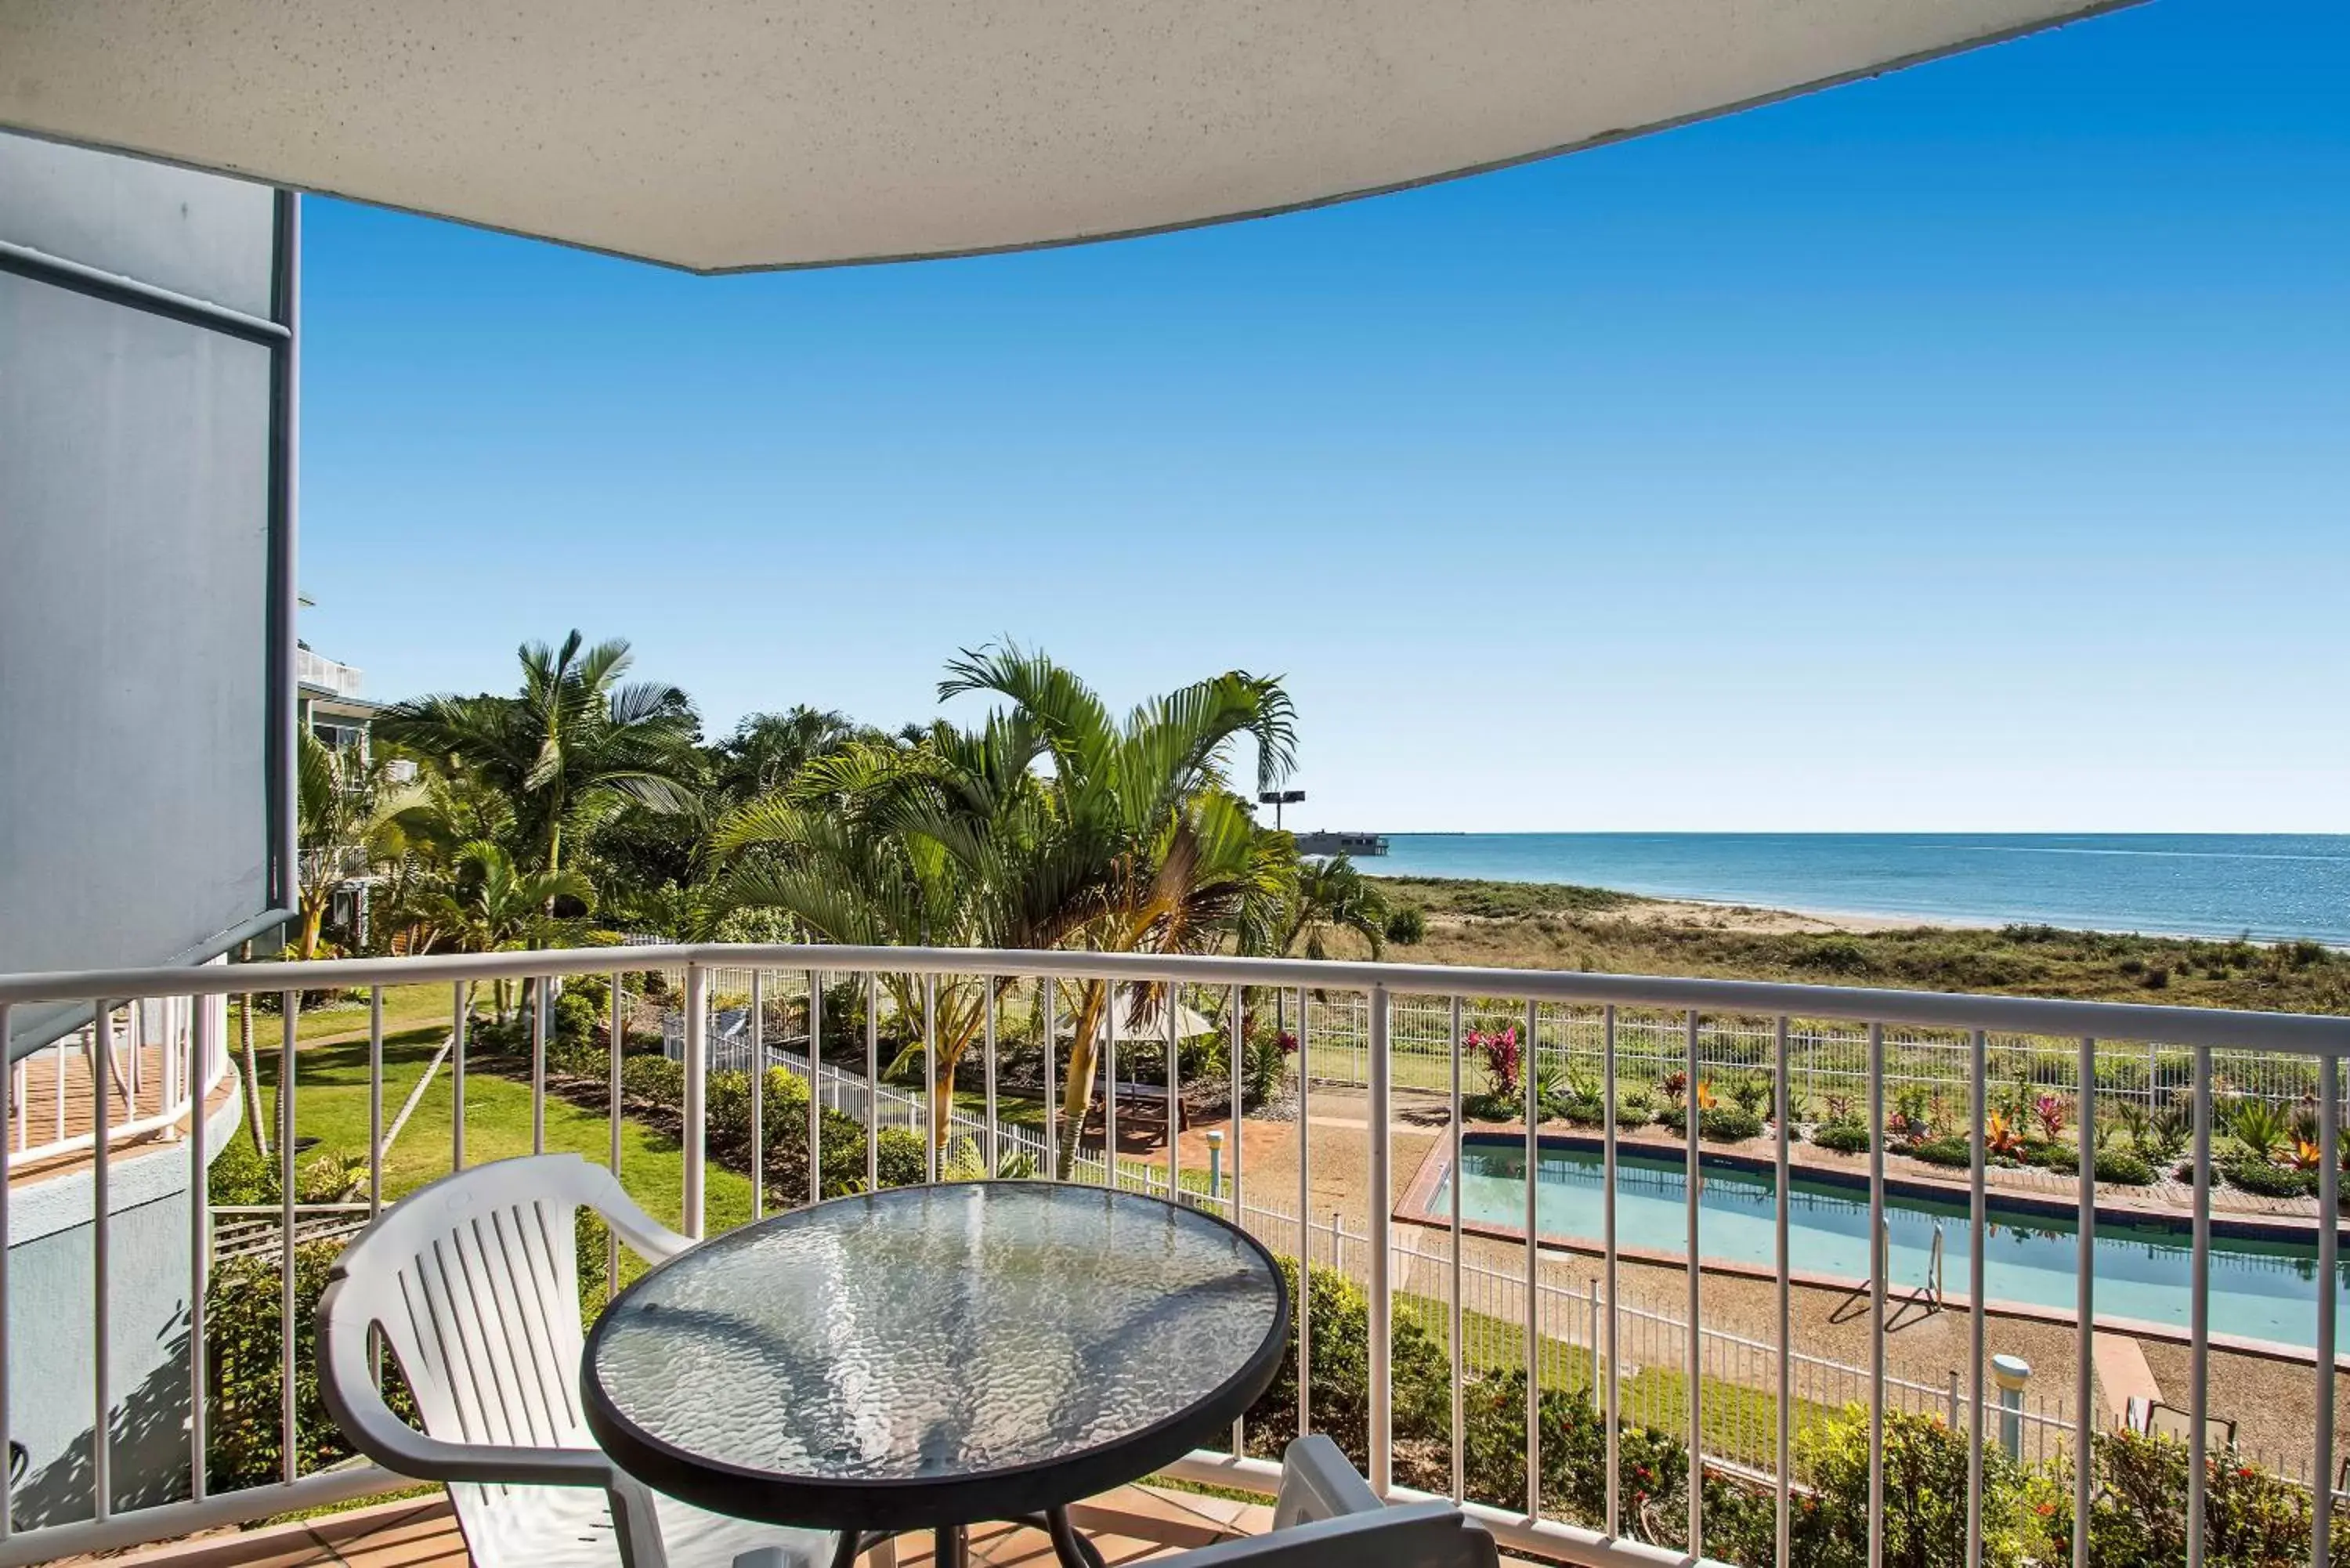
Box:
[580,1180,1292,1531]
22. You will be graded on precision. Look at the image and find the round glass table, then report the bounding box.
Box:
[583,1182,1289,1568]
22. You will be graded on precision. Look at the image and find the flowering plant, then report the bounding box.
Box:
[1469,1026,1520,1099]
[1275,1030,1298,1056]
[2032,1093,2069,1141]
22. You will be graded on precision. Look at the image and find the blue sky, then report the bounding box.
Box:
[297,0,2348,836]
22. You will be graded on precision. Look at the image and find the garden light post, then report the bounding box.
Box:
[1994,1354,2031,1460]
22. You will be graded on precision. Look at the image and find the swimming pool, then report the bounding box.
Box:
[1424,1134,2347,1353]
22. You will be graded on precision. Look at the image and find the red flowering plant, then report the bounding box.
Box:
[1470,1026,1521,1100]
[2033,1093,2070,1141]
[1275,1031,1298,1056]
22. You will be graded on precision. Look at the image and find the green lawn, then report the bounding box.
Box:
[248,985,753,1241]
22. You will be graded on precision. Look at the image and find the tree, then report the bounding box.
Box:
[379,631,699,886]
[711,645,1300,1166]
[293,729,428,959]
[418,842,595,1021]
[1278,854,1388,963]
[934,646,1296,1170]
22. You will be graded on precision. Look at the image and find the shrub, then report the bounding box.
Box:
[1472,1027,1522,1101]
[205,1241,417,1492]
[1911,1133,1974,1169]
[1456,1370,1704,1541]
[1383,905,1426,945]
[1700,1107,1763,1143]
[1779,1407,2026,1568]
[208,1140,371,1205]
[2218,1151,2315,1198]
[2094,1147,2153,1186]
[1811,1118,1872,1154]
[619,1053,685,1106]
[1243,1259,1449,1471]
[2028,1429,2341,1566]
[2024,1140,2081,1172]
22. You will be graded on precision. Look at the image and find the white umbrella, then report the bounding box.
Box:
[1,1,2138,272]
[1059,999,1219,1046]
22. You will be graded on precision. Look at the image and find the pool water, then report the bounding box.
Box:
[1427,1136,2348,1352]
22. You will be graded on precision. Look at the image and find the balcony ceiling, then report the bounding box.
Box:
[0,0,2135,273]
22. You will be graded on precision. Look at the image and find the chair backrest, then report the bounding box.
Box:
[343,1155,609,1455]
[1165,1502,1496,1568]
[2145,1401,2235,1450]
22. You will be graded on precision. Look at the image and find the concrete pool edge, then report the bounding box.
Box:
[1397,1125,2350,1371]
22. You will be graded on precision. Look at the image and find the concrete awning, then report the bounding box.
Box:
[0,1,2135,272]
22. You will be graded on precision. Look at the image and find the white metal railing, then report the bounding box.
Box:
[9,997,226,1166]
[1302,992,2331,1114]
[0,944,2345,1568]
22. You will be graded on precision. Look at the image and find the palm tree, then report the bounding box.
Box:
[421,842,595,1021]
[711,646,1298,1166]
[379,631,699,885]
[934,646,1296,1171]
[1278,854,1388,962]
[294,730,429,959]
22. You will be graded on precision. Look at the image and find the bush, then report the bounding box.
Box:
[1661,1104,1763,1142]
[208,1140,371,1205]
[2024,1140,2081,1171]
[2218,1151,2316,1198]
[1456,1370,1701,1538]
[1242,1259,1450,1470]
[2095,1147,2153,1186]
[1750,1407,2026,1568]
[2028,1429,2342,1566]
[616,1055,924,1199]
[1911,1133,1974,1169]
[204,1241,417,1492]
[1811,1118,1872,1154]
[619,1053,685,1106]
[1697,1107,1763,1143]
[1383,905,1426,945]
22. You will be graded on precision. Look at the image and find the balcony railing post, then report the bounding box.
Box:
[1867,1021,1886,1568]
[609,971,624,1300]
[0,1002,11,1540]
[278,992,298,1487]
[1448,994,1465,1503]
[450,982,467,1171]
[1297,985,1311,1440]
[92,1002,114,1519]
[749,971,765,1219]
[1683,1008,1702,1557]
[2317,1051,2339,1568]
[1368,983,1391,1497]
[525,976,544,1154]
[1967,1028,1987,1568]
[1166,982,1182,1205]
[683,961,707,1239]
[2073,1035,2095,1568]
[1775,1014,1793,1566]
[807,970,822,1202]
[1524,998,1540,1523]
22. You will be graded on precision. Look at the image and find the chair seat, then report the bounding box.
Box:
[455,1480,834,1568]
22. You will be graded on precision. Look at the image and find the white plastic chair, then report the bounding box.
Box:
[318,1154,835,1568]
[1212,1437,1498,1568]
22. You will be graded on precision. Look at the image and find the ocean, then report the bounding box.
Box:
[1372,833,2350,945]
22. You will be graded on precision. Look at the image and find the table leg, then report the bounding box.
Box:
[1043,1508,1107,1568]
[935,1525,967,1568]
[829,1533,866,1568]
